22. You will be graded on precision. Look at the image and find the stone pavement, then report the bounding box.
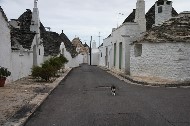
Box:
[0,68,72,126]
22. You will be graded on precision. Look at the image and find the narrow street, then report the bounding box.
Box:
[25,64,190,126]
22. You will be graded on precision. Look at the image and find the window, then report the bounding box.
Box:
[158,6,162,13]
[39,49,40,55]
[101,52,102,57]
[134,44,142,57]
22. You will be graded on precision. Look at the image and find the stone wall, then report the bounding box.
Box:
[130,42,190,82]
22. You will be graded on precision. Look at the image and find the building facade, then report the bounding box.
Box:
[130,14,190,82]
[0,6,12,82]
[99,0,186,82]
[100,0,147,74]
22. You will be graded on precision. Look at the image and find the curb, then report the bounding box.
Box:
[4,68,73,126]
[99,66,190,88]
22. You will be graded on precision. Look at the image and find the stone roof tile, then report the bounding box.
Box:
[134,16,190,43]
[11,9,36,50]
[123,9,136,23]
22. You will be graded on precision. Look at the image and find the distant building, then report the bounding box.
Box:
[60,37,90,68]
[91,41,99,66]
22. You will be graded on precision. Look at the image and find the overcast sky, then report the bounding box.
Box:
[0,0,189,46]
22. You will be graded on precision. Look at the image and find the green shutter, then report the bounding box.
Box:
[114,43,116,66]
[119,42,122,69]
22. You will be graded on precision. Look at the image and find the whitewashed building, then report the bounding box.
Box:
[10,0,44,81]
[99,35,113,69]
[99,0,178,75]
[100,0,147,74]
[131,13,190,82]
[60,37,89,68]
[0,6,12,82]
[60,42,80,68]
[72,37,89,64]
[91,41,99,66]
[0,0,44,82]
[1,0,88,82]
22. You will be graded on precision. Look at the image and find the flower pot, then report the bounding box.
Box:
[0,77,6,87]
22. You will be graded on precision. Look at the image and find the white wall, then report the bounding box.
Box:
[60,42,79,68]
[99,46,105,66]
[111,23,140,73]
[83,53,88,63]
[30,3,44,67]
[37,44,44,66]
[0,5,45,82]
[130,42,190,82]
[91,48,99,66]
[31,34,44,67]
[99,36,114,69]
[77,54,84,65]
[0,11,12,83]
[11,50,33,81]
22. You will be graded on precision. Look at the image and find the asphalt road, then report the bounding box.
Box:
[25,64,190,126]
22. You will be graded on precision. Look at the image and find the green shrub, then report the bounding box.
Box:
[59,54,68,64]
[31,66,41,78]
[31,55,68,81]
[0,66,11,78]
[48,57,62,71]
[40,65,55,81]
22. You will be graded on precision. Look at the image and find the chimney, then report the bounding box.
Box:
[135,0,146,32]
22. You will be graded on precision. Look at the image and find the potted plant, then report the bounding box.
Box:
[0,66,11,87]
